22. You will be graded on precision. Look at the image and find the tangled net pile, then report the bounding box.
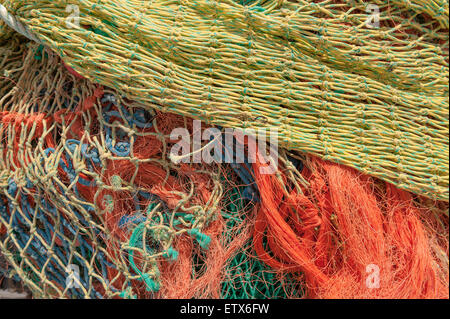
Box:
[0,37,307,298]
[1,0,448,200]
[0,0,449,299]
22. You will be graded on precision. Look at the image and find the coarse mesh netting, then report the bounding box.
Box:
[0,38,309,298]
[0,1,449,300]
[0,0,448,200]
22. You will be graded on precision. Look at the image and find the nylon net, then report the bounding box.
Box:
[0,38,308,298]
[1,0,448,200]
[0,1,449,299]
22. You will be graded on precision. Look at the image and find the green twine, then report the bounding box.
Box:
[33,44,45,60]
[219,175,303,299]
[126,201,183,293]
[119,286,137,299]
[162,247,179,261]
[127,222,160,292]
[187,228,211,250]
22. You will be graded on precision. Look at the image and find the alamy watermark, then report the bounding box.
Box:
[65,4,80,29]
[66,264,81,289]
[366,263,380,289]
[365,4,380,28]
[169,120,278,175]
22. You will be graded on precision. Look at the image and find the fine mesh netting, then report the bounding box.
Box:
[0,38,309,298]
[0,0,449,300]
[0,39,218,297]
[1,0,448,200]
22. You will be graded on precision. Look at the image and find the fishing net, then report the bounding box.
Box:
[0,38,219,298]
[0,0,448,201]
[0,0,449,300]
[0,37,308,298]
[219,179,304,299]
